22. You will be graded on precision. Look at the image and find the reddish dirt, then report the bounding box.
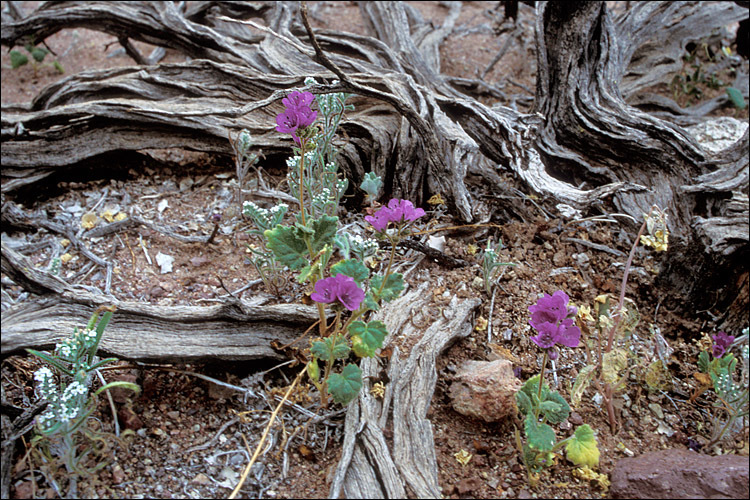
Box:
[2,2,748,499]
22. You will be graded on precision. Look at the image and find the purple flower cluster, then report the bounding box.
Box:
[711,331,735,359]
[275,91,317,143]
[310,274,364,311]
[365,198,425,232]
[528,290,581,359]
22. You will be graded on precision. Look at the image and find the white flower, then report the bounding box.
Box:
[35,367,54,383]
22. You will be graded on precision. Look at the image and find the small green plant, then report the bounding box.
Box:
[231,129,261,214]
[27,308,139,498]
[10,39,64,73]
[515,290,600,485]
[481,238,516,295]
[572,205,670,432]
[697,329,749,449]
[360,171,383,207]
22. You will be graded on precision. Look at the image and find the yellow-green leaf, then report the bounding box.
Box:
[566,424,600,468]
[571,364,596,408]
[602,348,628,386]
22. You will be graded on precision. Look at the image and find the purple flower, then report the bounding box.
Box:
[364,208,392,231]
[528,290,576,330]
[310,274,364,311]
[528,290,581,355]
[276,91,317,143]
[529,319,580,350]
[385,198,425,224]
[711,331,735,358]
[282,91,315,111]
[365,198,425,232]
[530,322,558,349]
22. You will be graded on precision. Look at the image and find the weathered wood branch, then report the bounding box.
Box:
[329,283,481,498]
[1,242,325,362]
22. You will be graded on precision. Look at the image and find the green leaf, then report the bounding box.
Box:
[571,364,597,408]
[26,349,74,376]
[370,273,404,302]
[726,87,747,109]
[524,414,556,452]
[265,225,308,270]
[331,259,370,284]
[348,320,387,357]
[333,234,351,259]
[327,363,362,405]
[310,215,338,253]
[516,389,532,417]
[520,374,549,402]
[94,381,140,397]
[87,311,112,360]
[311,336,350,361]
[541,391,570,424]
[697,351,710,372]
[10,50,28,68]
[30,46,48,62]
[360,172,383,198]
[363,291,379,312]
[53,60,64,74]
[565,424,600,468]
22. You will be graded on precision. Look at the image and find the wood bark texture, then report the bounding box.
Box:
[329,283,481,498]
[1,241,326,362]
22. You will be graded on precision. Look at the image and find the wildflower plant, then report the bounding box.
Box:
[27,309,139,497]
[231,128,261,213]
[515,290,600,483]
[571,205,671,432]
[243,83,424,406]
[243,200,289,296]
[481,238,517,295]
[696,328,749,448]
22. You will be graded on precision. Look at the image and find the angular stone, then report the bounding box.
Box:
[610,448,749,499]
[449,359,521,422]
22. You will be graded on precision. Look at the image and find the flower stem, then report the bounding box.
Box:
[298,139,307,226]
[534,351,549,421]
[607,219,647,352]
[377,233,398,297]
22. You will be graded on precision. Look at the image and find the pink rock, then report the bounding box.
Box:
[449,359,521,422]
[610,448,749,499]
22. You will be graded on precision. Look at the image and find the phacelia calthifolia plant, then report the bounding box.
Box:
[515,290,599,485]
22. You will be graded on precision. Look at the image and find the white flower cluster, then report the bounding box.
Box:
[349,233,379,259]
[313,187,332,206]
[34,371,88,430]
[34,367,57,399]
[285,152,316,170]
[243,201,288,227]
[55,338,78,360]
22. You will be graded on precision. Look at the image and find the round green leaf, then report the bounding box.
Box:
[327,363,362,405]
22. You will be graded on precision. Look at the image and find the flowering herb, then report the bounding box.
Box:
[239,82,421,407]
[27,309,139,498]
[571,205,672,434]
[697,327,748,448]
[711,331,735,359]
[515,290,598,482]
